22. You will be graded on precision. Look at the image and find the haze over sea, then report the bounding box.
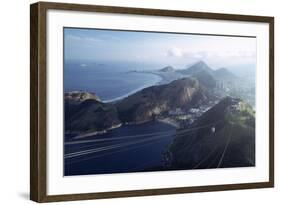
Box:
[64,60,162,102]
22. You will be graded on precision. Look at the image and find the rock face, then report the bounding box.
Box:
[64,91,101,103]
[117,78,208,124]
[168,97,255,169]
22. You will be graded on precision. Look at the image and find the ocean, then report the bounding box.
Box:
[64,61,162,101]
[64,60,176,175]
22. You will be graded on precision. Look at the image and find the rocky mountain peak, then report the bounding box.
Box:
[64,91,101,103]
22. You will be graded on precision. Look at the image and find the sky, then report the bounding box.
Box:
[64,28,256,70]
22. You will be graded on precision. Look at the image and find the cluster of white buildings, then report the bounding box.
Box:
[166,100,218,128]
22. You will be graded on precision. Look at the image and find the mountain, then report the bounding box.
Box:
[64,77,214,135]
[117,77,208,124]
[214,68,237,81]
[176,61,216,88]
[159,66,175,72]
[168,97,255,169]
[177,61,213,75]
[65,99,121,135]
[176,61,239,91]
[64,91,101,120]
[191,70,217,88]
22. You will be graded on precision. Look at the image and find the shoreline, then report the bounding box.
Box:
[65,71,183,138]
[103,71,164,103]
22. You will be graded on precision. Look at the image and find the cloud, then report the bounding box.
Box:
[166,48,208,60]
[166,47,183,57]
[184,51,207,59]
[166,47,255,60]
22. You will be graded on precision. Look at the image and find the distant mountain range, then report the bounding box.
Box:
[157,61,238,89]
[177,61,237,81]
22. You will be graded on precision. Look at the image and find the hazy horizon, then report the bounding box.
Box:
[64,27,256,76]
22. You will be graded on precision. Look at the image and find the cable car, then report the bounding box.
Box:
[211,126,216,133]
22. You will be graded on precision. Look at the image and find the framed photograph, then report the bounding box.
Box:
[30,2,274,202]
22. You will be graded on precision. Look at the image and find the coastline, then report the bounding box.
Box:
[103,71,164,103]
[65,72,165,139]
[65,71,183,138]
